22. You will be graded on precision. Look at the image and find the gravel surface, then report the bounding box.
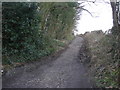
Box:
[2,37,93,88]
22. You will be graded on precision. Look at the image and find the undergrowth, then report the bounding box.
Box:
[2,2,77,66]
[2,38,70,65]
[85,31,119,88]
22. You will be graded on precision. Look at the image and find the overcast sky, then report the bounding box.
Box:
[75,0,113,34]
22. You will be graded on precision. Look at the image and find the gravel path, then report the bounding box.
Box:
[3,37,93,88]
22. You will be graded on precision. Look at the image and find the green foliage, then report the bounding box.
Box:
[39,2,77,40]
[96,69,119,88]
[110,2,120,86]
[110,26,120,87]
[111,26,120,61]
[85,32,119,88]
[2,2,77,65]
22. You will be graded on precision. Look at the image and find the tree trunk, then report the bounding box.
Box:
[110,0,119,27]
[110,0,120,87]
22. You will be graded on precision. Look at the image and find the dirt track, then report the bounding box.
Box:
[3,37,94,88]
